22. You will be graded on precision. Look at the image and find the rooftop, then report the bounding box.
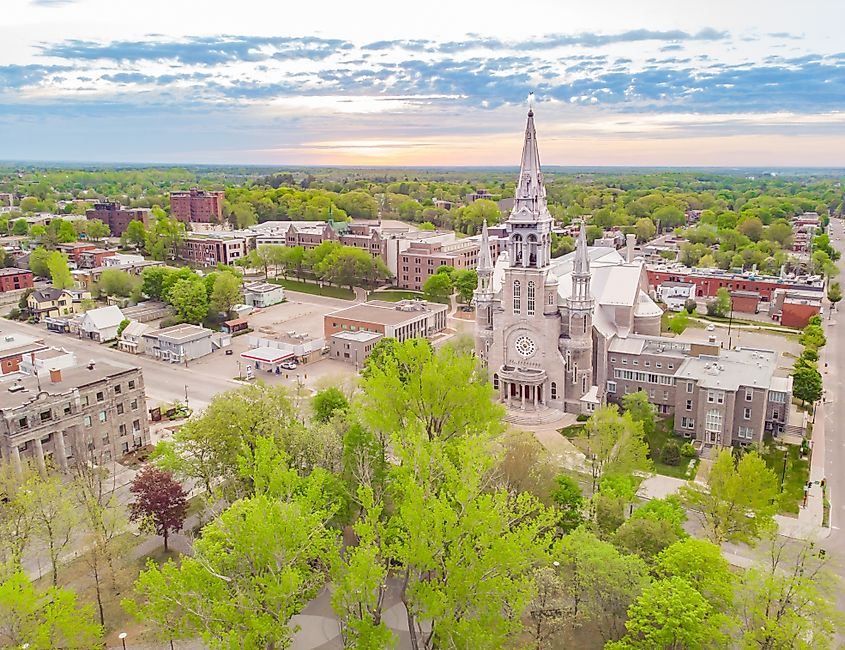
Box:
[145,323,212,343]
[675,347,778,391]
[241,347,294,363]
[0,267,31,276]
[327,299,447,326]
[331,330,383,342]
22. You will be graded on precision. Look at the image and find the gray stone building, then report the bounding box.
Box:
[0,361,150,473]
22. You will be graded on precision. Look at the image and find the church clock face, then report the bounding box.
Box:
[514,335,537,358]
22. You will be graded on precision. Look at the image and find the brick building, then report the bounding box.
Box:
[324,299,447,342]
[729,290,761,314]
[178,235,249,266]
[86,202,151,236]
[647,266,824,303]
[770,288,824,328]
[0,360,150,472]
[78,248,117,269]
[57,242,96,266]
[170,189,225,224]
[397,237,501,291]
[0,268,33,293]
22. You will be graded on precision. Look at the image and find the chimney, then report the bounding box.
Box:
[626,234,636,263]
[49,368,62,383]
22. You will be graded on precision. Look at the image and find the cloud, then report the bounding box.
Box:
[30,0,78,5]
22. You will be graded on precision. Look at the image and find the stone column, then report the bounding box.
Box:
[533,385,538,409]
[54,431,68,473]
[10,445,22,478]
[521,385,526,411]
[33,438,47,476]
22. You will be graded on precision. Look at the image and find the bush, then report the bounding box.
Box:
[576,413,589,422]
[6,308,20,320]
[159,316,181,328]
[680,442,697,458]
[684,298,697,314]
[660,440,682,466]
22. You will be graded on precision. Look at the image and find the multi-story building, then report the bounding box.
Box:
[170,189,225,224]
[0,359,150,472]
[242,282,284,308]
[324,299,447,342]
[0,333,47,375]
[73,260,164,291]
[57,242,97,266]
[142,324,214,363]
[78,248,117,269]
[86,202,151,236]
[177,235,249,266]
[646,265,824,303]
[655,281,696,311]
[474,108,797,447]
[771,288,823,328]
[0,268,33,293]
[397,236,502,291]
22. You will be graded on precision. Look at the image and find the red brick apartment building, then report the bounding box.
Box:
[0,268,33,292]
[647,268,824,303]
[178,235,248,266]
[57,242,96,266]
[170,189,225,224]
[398,238,501,291]
[86,202,150,236]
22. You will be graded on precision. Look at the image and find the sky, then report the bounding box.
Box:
[1,0,843,166]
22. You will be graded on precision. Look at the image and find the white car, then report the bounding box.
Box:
[280,361,298,370]
[706,324,715,331]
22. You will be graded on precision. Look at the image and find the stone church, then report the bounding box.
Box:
[474,108,664,416]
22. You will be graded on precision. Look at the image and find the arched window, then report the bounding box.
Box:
[527,281,535,315]
[550,382,557,400]
[548,291,554,305]
[493,373,500,389]
[513,280,521,314]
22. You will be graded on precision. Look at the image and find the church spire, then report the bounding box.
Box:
[573,221,590,276]
[515,104,544,206]
[477,219,493,274]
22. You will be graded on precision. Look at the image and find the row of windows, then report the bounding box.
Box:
[612,356,676,370]
[613,369,675,385]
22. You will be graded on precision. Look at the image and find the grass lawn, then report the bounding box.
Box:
[760,438,810,515]
[270,278,355,300]
[369,289,425,302]
[646,418,700,479]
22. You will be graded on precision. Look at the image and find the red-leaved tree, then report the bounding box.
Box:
[129,467,188,551]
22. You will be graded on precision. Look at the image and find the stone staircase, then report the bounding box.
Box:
[504,406,570,427]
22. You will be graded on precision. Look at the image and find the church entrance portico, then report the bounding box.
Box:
[497,366,547,411]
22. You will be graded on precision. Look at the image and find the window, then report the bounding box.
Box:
[663,391,669,401]
[102,435,110,445]
[82,395,89,407]
[114,384,122,394]
[550,382,557,400]
[682,416,695,429]
[737,426,754,440]
[527,281,535,315]
[513,280,521,314]
[686,382,693,393]
[84,415,92,427]
[632,359,638,366]
[686,399,692,411]
[610,357,616,363]
[656,362,662,368]
[132,419,140,432]
[493,373,499,390]
[98,411,107,423]
[772,410,779,420]
[743,407,751,420]
[96,391,104,402]
[606,381,617,394]
[18,417,28,429]
[119,424,127,436]
[40,410,51,422]
[644,361,650,367]
[705,409,723,433]
[548,292,554,305]
[64,403,72,415]
[745,388,753,402]
[622,358,627,365]
[707,390,724,404]
[128,380,135,390]
[122,442,129,453]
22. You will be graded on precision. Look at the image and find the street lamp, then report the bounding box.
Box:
[119,632,128,650]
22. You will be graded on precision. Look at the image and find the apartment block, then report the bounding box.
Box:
[170,189,225,224]
[397,236,501,291]
[0,360,150,472]
[0,268,33,293]
[178,235,249,266]
[86,202,151,236]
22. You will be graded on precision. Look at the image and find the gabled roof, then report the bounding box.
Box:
[121,320,152,339]
[81,305,125,330]
[31,288,66,303]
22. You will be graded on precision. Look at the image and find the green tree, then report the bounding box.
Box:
[121,219,147,249]
[85,218,110,242]
[828,281,842,315]
[613,497,687,561]
[680,448,779,545]
[799,324,826,349]
[312,387,349,423]
[46,251,73,289]
[28,246,51,277]
[209,271,241,317]
[655,538,733,612]
[666,310,689,334]
[580,405,651,493]
[706,287,731,317]
[230,202,258,228]
[0,571,103,648]
[12,219,28,236]
[792,365,822,405]
[621,391,656,438]
[634,217,656,243]
[607,576,713,650]
[116,318,130,338]
[422,271,452,302]
[94,268,140,298]
[168,277,209,324]
[452,268,478,303]
[551,473,586,533]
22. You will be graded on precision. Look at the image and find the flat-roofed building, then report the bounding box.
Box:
[329,330,383,366]
[86,202,150,236]
[324,299,447,342]
[170,189,225,224]
[142,324,214,363]
[0,360,150,472]
[0,332,47,375]
[178,235,249,266]
[243,282,284,308]
[0,268,33,293]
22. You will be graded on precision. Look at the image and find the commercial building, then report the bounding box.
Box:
[57,242,97,266]
[324,299,447,342]
[78,305,126,343]
[0,358,150,472]
[178,234,249,266]
[117,321,153,354]
[0,268,33,293]
[646,265,824,303]
[170,189,225,224]
[243,282,285,308]
[142,324,214,363]
[655,281,696,311]
[729,290,761,314]
[473,109,798,447]
[86,202,151,236]
[328,330,383,366]
[78,248,117,269]
[771,288,823,328]
[0,333,47,375]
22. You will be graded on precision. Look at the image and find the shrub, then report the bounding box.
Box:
[684,298,697,314]
[661,440,682,466]
[576,413,589,422]
[159,316,181,328]
[680,442,697,458]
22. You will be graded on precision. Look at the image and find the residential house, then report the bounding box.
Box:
[78,305,126,342]
[27,288,75,319]
[117,320,153,354]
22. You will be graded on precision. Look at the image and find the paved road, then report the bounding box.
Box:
[0,318,239,411]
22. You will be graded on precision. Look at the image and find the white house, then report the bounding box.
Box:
[243,282,285,308]
[78,305,125,342]
[118,320,153,354]
[656,281,697,312]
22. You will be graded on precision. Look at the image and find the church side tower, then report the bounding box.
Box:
[474,219,495,363]
[561,222,594,405]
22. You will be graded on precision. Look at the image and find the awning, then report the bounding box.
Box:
[240,347,295,364]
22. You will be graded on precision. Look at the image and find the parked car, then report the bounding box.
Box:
[706,324,715,331]
[281,361,298,370]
